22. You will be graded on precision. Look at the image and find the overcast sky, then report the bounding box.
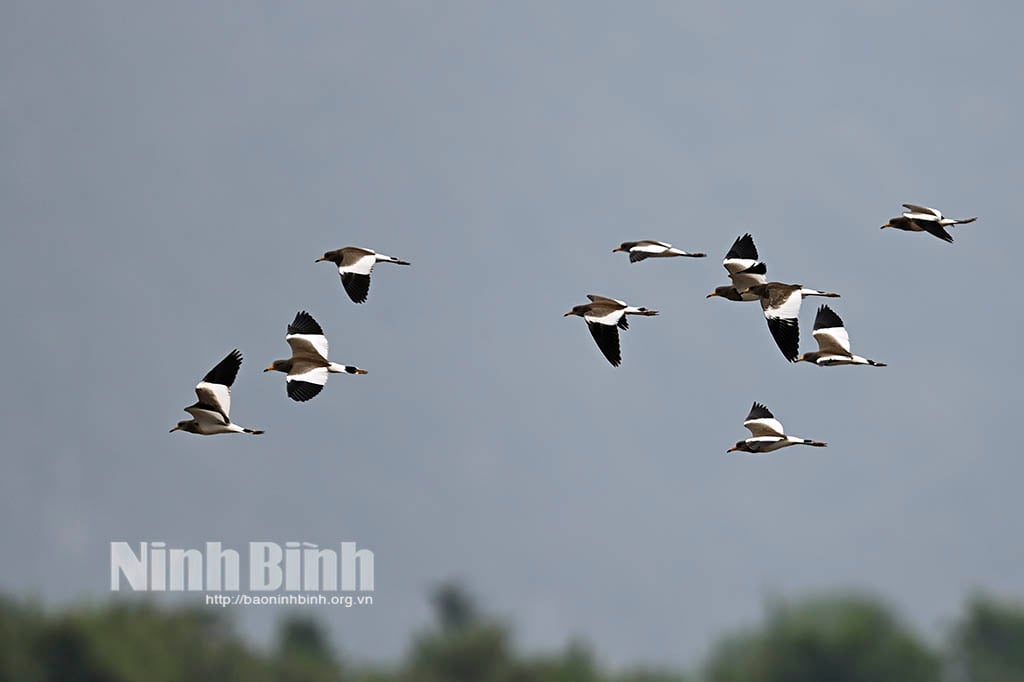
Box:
[2,0,1024,669]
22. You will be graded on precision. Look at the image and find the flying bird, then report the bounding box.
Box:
[742,283,840,362]
[612,240,706,263]
[316,246,410,303]
[707,233,768,301]
[881,204,977,243]
[265,311,367,402]
[170,350,264,435]
[563,295,659,367]
[727,402,827,453]
[797,305,886,367]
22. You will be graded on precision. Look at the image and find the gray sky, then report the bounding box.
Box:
[2,0,1023,669]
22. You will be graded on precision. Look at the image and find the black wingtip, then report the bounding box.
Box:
[288,311,324,335]
[813,304,844,331]
[201,349,243,386]
[725,233,758,261]
[747,402,774,420]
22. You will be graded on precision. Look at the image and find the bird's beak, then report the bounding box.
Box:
[169,425,181,433]
[612,246,622,252]
[315,256,325,262]
[264,364,274,372]
[563,311,573,317]
[880,223,889,229]
[706,291,717,299]
[726,446,738,453]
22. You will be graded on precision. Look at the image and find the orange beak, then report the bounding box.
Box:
[726,445,738,452]
[264,364,275,372]
[706,291,717,299]
[315,256,326,262]
[169,425,181,433]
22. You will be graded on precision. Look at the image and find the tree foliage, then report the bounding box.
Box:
[4,586,1024,682]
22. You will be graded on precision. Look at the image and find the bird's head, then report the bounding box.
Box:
[170,420,195,434]
[264,360,291,373]
[726,442,747,453]
[315,250,341,264]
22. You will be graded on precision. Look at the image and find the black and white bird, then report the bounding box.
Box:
[612,240,706,262]
[727,402,827,453]
[742,283,840,362]
[706,233,768,301]
[264,311,367,402]
[797,305,887,367]
[563,295,659,367]
[881,204,977,244]
[170,350,264,435]
[316,246,410,303]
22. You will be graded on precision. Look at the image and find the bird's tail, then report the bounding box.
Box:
[803,439,827,447]
[624,307,659,316]
[868,359,887,367]
[244,428,265,435]
[800,288,841,298]
[378,254,411,265]
[329,362,368,374]
[951,217,977,225]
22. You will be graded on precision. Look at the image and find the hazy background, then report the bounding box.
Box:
[2,0,1022,668]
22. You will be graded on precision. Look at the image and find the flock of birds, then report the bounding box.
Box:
[171,203,977,453]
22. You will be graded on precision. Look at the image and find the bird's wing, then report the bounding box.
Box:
[585,321,622,366]
[338,248,376,271]
[723,234,759,273]
[761,287,802,362]
[586,294,627,306]
[185,404,228,426]
[286,311,329,360]
[743,402,786,437]
[335,250,376,303]
[729,261,767,289]
[913,219,954,243]
[191,349,241,421]
[902,204,941,218]
[812,305,852,355]
[340,272,372,303]
[629,241,672,262]
[286,366,328,402]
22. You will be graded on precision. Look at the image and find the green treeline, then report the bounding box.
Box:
[2,584,1023,682]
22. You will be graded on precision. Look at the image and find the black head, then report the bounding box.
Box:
[563,304,588,317]
[613,241,638,252]
[727,441,752,453]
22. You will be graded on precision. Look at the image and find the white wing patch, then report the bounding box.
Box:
[584,308,626,326]
[287,366,329,385]
[195,381,231,420]
[902,204,941,218]
[730,267,767,290]
[744,417,786,438]
[763,289,802,321]
[723,257,757,275]
[287,333,329,361]
[813,326,851,354]
[632,242,671,253]
[185,405,229,427]
[338,253,376,275]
